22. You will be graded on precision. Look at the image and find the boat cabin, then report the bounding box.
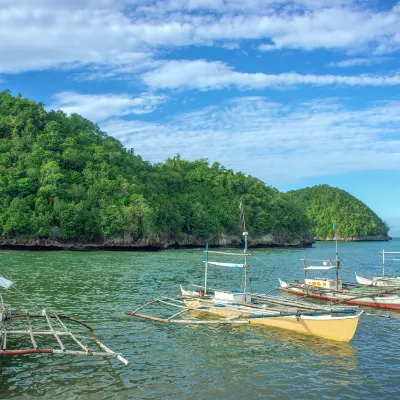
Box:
[305,277,342,290]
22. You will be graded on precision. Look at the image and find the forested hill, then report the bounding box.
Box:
[0,91,311,249]
[0,92,389,249]
[287,185,390,240]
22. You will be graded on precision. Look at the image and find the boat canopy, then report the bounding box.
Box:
[304,266,337,271]
[203,261,245,268]
[0,275,13,289]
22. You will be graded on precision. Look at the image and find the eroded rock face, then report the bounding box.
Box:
[0,231,315,250]
[318,235,392,242]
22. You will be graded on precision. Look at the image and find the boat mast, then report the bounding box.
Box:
[382,249,385,277]
[204,243,209,294]
[243,231,248,299]
[333,223,339,290]
[241,202,248,301]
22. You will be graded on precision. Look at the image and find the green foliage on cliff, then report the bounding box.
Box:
[287,185,389,239]
[0,91,309,242]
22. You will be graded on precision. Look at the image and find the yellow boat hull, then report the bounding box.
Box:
[184,299,360,342]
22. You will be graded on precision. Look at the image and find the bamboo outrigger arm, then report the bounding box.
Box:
[125,295,255,325]
[125,311,250,324]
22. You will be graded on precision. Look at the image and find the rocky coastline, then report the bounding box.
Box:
[0,231,315,251]
[316,235,392,242]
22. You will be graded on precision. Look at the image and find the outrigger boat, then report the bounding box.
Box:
[355,250,400,287]
[279,235,400,310]
[0,274,128,364]
[126,206,362,342]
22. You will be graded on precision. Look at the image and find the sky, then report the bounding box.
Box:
[0,0,399,236]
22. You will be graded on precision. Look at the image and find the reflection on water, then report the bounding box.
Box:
[1,239,400,399]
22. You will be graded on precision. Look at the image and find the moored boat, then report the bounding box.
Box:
[278,237,400,310]
[355,250,400,287]
[127,204,362,342]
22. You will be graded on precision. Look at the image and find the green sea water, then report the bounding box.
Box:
[1,239,400,399]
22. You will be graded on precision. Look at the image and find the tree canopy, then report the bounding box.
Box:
[0,92,388,246]
[0,91,310,244]
[287,185,389,239]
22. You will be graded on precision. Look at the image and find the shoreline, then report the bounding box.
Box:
[0,237,392,251]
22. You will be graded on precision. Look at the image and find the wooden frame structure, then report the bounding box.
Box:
[0,295,128,364]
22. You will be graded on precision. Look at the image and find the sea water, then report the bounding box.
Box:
[0,239,399,399]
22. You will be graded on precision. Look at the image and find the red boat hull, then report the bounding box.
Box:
[282,288,400,310]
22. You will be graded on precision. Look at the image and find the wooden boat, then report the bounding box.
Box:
[127,204,362,342]
[0,274,128,364]
[278,241,400,310]
[355,251,400,287]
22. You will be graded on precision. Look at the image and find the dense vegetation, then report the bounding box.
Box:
[288,185,389,239]
[0,91,309,244]
[0,92,388,246]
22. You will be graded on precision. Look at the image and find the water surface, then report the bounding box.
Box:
[1,239,400,399]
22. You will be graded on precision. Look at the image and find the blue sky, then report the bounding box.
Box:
[1,0,400,236]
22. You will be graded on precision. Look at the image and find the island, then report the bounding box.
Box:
[0,91,390,250]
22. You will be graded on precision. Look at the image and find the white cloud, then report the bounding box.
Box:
[219,42,241,50]
[328,57,391,68]
[50,91,165,121]
[142,59,400,90]
[0,1,400,74]
[101,97,400,185]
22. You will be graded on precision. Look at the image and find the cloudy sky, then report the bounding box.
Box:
[1,0,400,235]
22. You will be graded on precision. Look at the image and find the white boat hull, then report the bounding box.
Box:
[355,273,400,287]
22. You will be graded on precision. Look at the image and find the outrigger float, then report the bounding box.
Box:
[0,275,128,364]
[355,250,400,287]
[279,232,400,310]
[126,205,362,342]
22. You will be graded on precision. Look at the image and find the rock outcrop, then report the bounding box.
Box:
[0,231,315,250]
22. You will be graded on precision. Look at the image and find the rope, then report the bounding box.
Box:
[0,261,53,313]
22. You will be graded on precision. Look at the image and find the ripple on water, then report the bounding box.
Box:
[1,242,400,399]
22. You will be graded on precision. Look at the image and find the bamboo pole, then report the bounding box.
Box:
[252,294,358,311]
[125,312,168,322]
[45,314,65,351]
[0,349,54,356]
[1,329,6,350]
[0,349,122,357]
[169,319,250,324]
[54,315,88,352]
[128,312,250,324]
[128,299,159,315]
[20,313,94,332]
[5,330,71,335]
[167,308,191,321]
[26,315,37,349]
[333,287,400,304]
[88,331,129,365]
